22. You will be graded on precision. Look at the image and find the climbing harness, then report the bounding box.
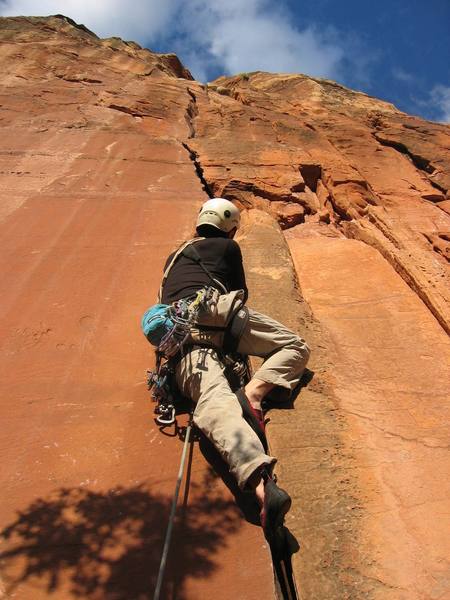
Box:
[153,413,193,600]
[144,236,247,426]
[146,286,220,426]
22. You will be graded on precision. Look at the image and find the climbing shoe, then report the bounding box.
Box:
[260,476,291,541]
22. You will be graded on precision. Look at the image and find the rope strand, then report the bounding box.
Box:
[153,416,193,600]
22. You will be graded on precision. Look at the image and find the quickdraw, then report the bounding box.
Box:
[147,358,176,426]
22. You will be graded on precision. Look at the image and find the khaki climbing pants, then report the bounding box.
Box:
[175,308,310,489]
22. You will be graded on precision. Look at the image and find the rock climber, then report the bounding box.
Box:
[159,197,310,539]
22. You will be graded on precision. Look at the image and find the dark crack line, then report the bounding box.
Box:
[181,142,213,197]
[105,103,163,119]
[185,88,198,139]
[372,132,447,195]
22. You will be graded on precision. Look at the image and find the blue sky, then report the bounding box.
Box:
[1,0,449,122]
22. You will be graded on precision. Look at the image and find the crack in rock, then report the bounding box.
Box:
[181,142,213,197]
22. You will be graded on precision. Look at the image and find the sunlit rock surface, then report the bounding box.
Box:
[1,14,449,600]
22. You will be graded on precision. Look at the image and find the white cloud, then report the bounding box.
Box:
[429,85,450,123]
[392,67,417,84]
[0,0,359,84]
[0,0,176,42]
[176,0,344,81]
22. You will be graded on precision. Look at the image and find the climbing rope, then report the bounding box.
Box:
[153,414,193,600]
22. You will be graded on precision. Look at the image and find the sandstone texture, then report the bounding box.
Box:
[1,15,449,600]
[0,16,273,600]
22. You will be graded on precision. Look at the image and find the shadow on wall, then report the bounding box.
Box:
[0,482,242,599]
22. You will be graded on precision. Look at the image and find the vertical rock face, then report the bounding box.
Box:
[190,73,450,334]
[0,15,274,600]
[1,15,449,600]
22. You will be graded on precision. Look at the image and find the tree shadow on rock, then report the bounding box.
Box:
[197,429,302,599]
[0,483,242,599]
[198,432,261,525]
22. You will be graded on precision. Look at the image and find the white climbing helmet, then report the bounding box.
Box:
[196,197,240,233]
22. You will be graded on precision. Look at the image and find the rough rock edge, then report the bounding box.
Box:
[0,15,193,80]
[238,210,372,598]
[189,78,450,336]
[53,14,99,38]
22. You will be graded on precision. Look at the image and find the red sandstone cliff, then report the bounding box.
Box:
[0,15,449,600]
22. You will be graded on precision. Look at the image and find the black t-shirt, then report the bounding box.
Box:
[161,237,248,304]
